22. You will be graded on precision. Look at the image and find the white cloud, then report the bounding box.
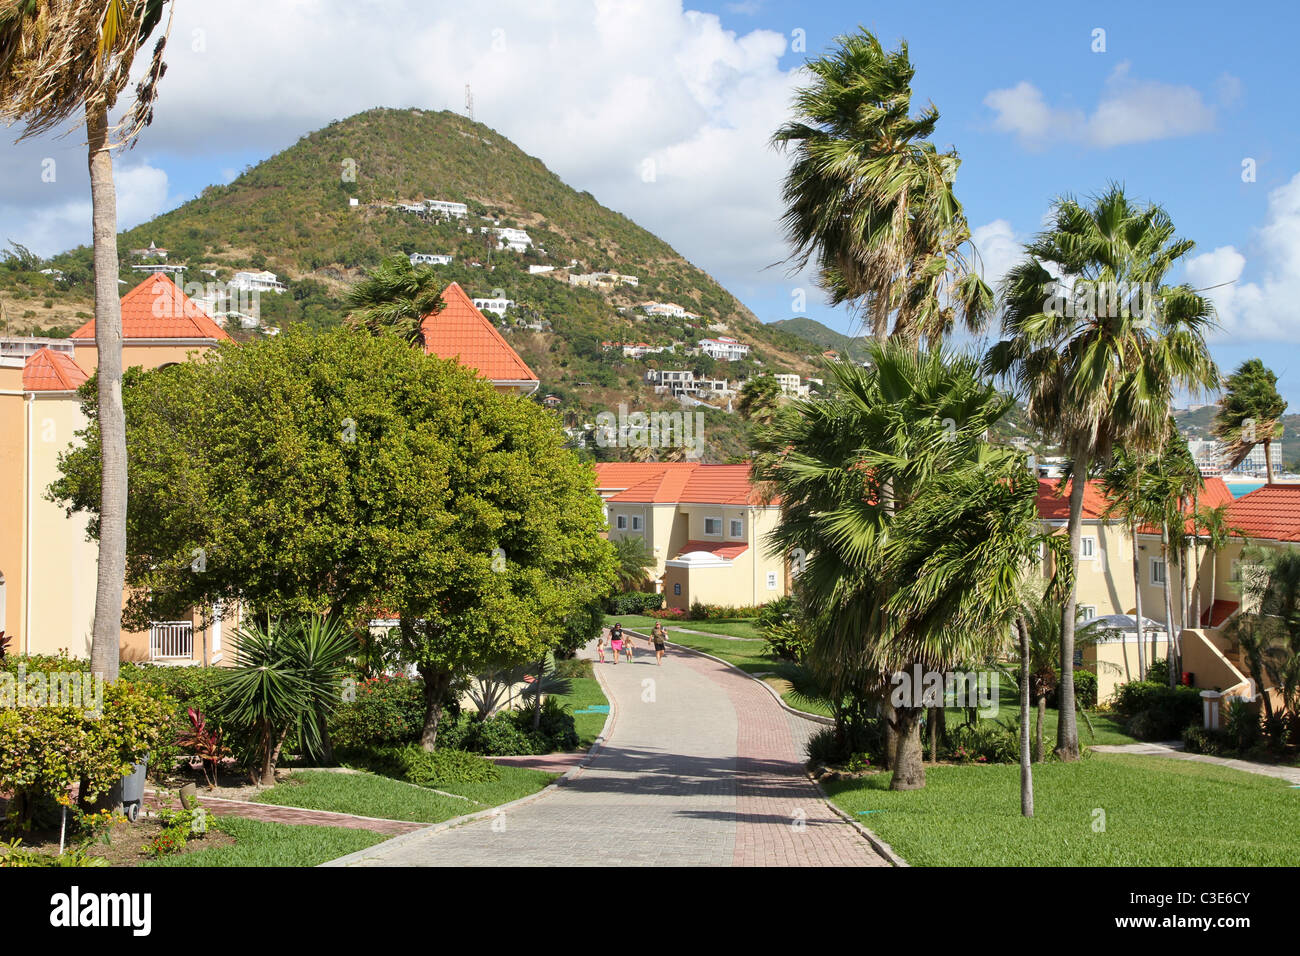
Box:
[985,63,1216,150]
[0,162,169,257]
[1186,171,1300,342]
[970,219,1024,290]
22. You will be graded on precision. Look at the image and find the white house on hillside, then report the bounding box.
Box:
[494,228,533,253]
[699,337,749,361]
[229,270,286,293]
[473,296,514,317]
[410,253,454,266]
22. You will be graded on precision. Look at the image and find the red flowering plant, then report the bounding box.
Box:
[176,708,230,789]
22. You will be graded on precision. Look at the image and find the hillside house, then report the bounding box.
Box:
[494,228,533,253]
[229,270,286,293]
[410,253,454,266]
[699,336,750,361]
[472,295,514,317]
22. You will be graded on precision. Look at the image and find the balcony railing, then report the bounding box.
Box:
[149,621,194,661]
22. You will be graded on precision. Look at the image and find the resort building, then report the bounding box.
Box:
[425,199,468,218]
[594,462,789,610]
[471,295,514,318]
[1,274,236,666]
[419,282,539,396]
[493,228,533,253]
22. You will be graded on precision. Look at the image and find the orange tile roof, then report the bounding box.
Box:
[22,348,89,391]
[675,540,750,560]
[1035,479,1112,521]
[420,282,537,384]
[1226,484,1300,543]
[594,462,768,505]
[71,273,232,342]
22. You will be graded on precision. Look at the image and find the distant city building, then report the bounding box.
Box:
[1186,437,1280,478]
[698,336,750,361]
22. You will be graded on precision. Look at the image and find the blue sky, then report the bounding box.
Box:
[3,0,1297,403]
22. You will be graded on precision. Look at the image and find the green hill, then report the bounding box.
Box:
[1,107,842,461]
[766,316,870,359]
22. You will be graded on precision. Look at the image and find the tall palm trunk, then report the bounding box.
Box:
[1264,439,1275,484]
[1208,546,1217,619]
[1056,449,1089,760]
[1131,523,1147,680]
[1017,616,1033,817]
[890,705,926,790]
[87,104,126,685]
[1161,525,1178,687]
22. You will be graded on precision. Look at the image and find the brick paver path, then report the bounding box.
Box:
[335,636,889,866]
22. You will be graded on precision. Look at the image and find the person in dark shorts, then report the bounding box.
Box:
[651,621,667,665]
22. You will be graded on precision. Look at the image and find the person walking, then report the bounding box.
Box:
[651,621,668,665]
[596,633,606,664]
[609,623,624,665]
[622,628,636,663]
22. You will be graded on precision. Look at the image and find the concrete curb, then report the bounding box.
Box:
[622,627,834,727]
[321,658,617,867]
[809,776,909,867]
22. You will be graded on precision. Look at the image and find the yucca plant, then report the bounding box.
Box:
[519,652,573,730]
[216,617,354,784]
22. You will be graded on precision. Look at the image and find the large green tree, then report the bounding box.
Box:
[50,328,616,748]
[1212,358,1287,483]
[985,185,1219,758]
[1,0,173,683]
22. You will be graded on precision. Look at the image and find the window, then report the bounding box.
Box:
[1077,605,1097,622]
[673,583,681,596]
[616,515,627,531]
[704,517,722,536]
[729,517,744,538]
[631,515,643,531]
[766,571,778,590]
[1080,536,1096,559]
[1151,557,1166,586]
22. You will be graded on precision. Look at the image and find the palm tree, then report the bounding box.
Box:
[611,535,655,593]
[984,185,1219,757]
[1212,359,1287,483]
[756,343,1048,790]
[345,255,445,346]
[737,375,782,426]
[1192,502,1241,628]
[0,0,173,683]
[1141,427,1203,685]
[772,29,991,345]
[1100,449,1152,679]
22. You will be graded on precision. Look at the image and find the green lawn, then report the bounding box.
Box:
[551,661,609,748]
[146,815,387,867]
[251,766,555,824]
[825,753,1300,866]
[605,613,762,641]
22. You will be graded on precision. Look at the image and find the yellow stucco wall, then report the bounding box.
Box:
[0,362,27,648]
[72,341,215,374]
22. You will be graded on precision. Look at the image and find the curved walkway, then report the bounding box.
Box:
[332,636,889,866]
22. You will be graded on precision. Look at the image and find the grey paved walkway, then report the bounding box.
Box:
[334,636,889,866]
[1093,742,1300,784]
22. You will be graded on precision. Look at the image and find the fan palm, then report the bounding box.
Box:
[345,254,445,347]
[1099,448,1153,679]
[611,535,656,593]
[984,185,1219,756]
[772,29,991,345]
[0,0,173,683]
[519,651,574,730]
[756,342,1049,789]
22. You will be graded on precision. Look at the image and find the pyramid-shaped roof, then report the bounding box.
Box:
[419,282,537,384]
[22,347,89,391]
[71,273,232,342]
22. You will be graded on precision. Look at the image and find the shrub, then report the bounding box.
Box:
[646,607,686,620]
[1072,670,1098,709]
[1182,724,1227,755]
[1113,681,1202,740]
[805,718,888,768]
[945,720,1019,764]
[606,592,663,616]
[439,713,546,756]
[1223,698,1261,752]
[1145,659,1170,686]
[328,674,426,750]
[511,697,579,752]
[120,663,230,779]
[345,745,500,786]
[0,674,174,828]
[687,601,760,621]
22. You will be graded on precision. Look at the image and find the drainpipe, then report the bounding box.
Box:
[24,392,33,655]
[750,507,757,606]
